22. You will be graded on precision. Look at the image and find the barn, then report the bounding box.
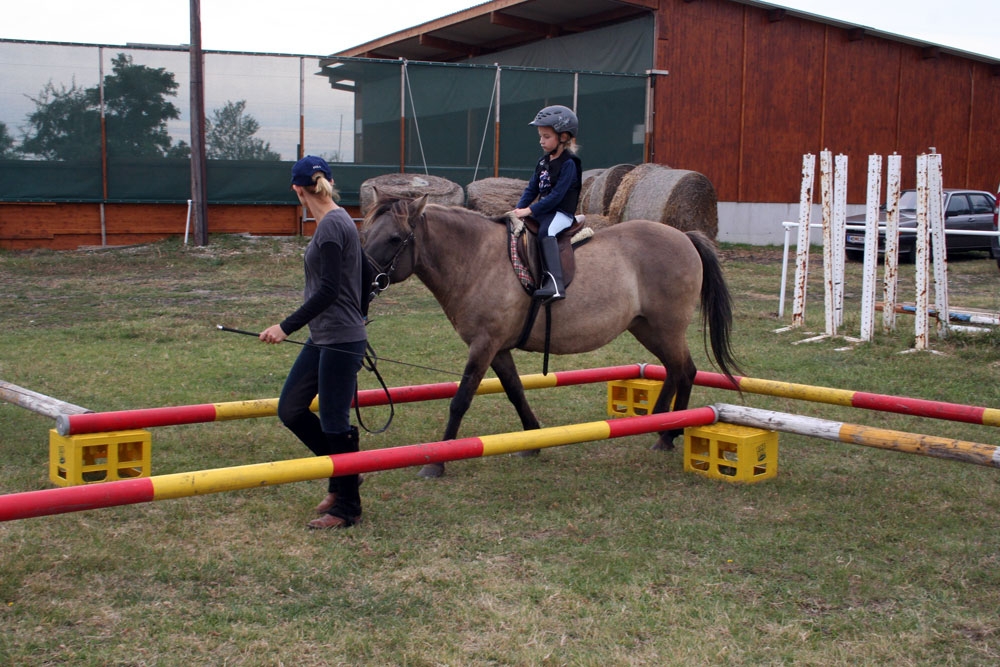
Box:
[333,0,1000,243]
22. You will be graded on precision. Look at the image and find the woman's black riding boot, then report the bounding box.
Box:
[325,426,362,521]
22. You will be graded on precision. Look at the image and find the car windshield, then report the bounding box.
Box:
[898,190,917,212]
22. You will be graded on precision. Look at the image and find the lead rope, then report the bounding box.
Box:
[354,342,393,434]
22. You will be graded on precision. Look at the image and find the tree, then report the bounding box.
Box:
[19,81,100,160]
[206,100,280,160]
[97,53,182,158]
[19,53,185,160]
[0,122,18,158]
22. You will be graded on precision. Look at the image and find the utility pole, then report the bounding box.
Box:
[189,0,209,245]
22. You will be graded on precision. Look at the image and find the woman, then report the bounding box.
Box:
[260,155,367,530]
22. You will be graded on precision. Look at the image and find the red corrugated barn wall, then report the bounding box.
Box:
[652,0,1000,204]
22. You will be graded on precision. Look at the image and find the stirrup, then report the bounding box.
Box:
[533,273,564,303]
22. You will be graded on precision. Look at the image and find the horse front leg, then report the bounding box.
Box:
[490,350,542,457]
[417,347,496,479]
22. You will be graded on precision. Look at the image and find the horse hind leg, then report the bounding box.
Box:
[630,323,697,451]
[650,353,696,451]
[490,350,542,457]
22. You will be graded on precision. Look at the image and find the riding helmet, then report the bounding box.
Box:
[529,105,578,137]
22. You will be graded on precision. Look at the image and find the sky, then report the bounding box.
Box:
[3,0,1000,61]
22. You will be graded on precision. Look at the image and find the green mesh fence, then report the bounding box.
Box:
[0,40,646,207]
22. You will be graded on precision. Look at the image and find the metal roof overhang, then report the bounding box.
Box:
[329,0,656,63]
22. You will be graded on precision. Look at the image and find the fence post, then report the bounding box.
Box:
[791,153,815,328]
[833,154,848,329]
[859,154,882,341]
[819,150,836,336]
[914,154,930,350]
[882,154,902,333]
[928,153,949,338]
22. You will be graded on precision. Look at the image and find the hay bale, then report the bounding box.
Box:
[606,164,718,239]
[466,177,528,217]
[359,173,464,215]
[579,164,637,216]
[579,213,614,232]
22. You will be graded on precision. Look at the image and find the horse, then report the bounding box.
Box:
[361,194,741,478]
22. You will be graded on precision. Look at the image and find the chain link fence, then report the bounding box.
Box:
[1,40,647,207]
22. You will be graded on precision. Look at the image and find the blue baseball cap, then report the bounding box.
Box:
[290,155,332,186]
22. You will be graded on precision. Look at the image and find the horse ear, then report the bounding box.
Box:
[411,194,429,217]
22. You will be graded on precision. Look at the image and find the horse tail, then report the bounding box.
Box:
[686,230,743,385]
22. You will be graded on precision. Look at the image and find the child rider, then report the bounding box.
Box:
[513,104,581,303]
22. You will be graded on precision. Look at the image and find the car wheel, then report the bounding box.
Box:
[899,244,916,264]
[845,249,864,263]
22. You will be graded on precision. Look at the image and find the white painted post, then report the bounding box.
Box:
[859,154,882,342]
[791,154,815,328]
[927,152,949,338]
[778,223,793,318]
[882,154,902,333]
[914,155,930,350]
[833,154,848,329]
[819,150,836,336]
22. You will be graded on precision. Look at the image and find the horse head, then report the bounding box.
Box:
[361,193,428,285]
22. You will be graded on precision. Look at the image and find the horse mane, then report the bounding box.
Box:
[362,196,507,231]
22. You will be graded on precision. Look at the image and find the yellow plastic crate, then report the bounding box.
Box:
[607,379,664,417]
[49,429,151,487]
[684,423,778,483]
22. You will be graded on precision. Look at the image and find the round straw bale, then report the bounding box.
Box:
[465,177,528,217]
[579,163,637,216]
[579,213,614,232]
[606,164,718,239]
[359,173,464,215]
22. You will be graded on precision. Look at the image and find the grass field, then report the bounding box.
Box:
[1,234,999,665]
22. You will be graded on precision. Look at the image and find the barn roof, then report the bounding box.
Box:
[333,0,655,62]
[333,0,1000,67]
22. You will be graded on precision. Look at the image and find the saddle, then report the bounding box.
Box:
[505,213,593,294]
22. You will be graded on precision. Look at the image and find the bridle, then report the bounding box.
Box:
[364,206,421,297]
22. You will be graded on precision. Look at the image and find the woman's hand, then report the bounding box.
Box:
[513,207,532,219]
[259,324,287,344]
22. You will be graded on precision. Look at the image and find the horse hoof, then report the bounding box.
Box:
[417,463,444,478]
[515,449,540,458]
[650,436,676,452]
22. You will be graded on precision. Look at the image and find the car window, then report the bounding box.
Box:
[968,193,993,214]
[946,194,971,216]
[898,190,917,211]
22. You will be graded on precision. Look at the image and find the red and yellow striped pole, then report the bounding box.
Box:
[681,368,998,427]
[1,406,718,522]
[57,365,645,436]
[57,364,1000,437]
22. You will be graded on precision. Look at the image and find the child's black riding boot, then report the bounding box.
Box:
[534,236,566,304]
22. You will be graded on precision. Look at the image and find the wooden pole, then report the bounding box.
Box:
[189,0,209,246]
[0,381,90,420]
[714,403,1000,469]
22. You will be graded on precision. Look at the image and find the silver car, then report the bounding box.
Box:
[844,188,996,263]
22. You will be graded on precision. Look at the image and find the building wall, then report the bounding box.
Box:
[652,0,1000,210]
[0,203,326,251]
